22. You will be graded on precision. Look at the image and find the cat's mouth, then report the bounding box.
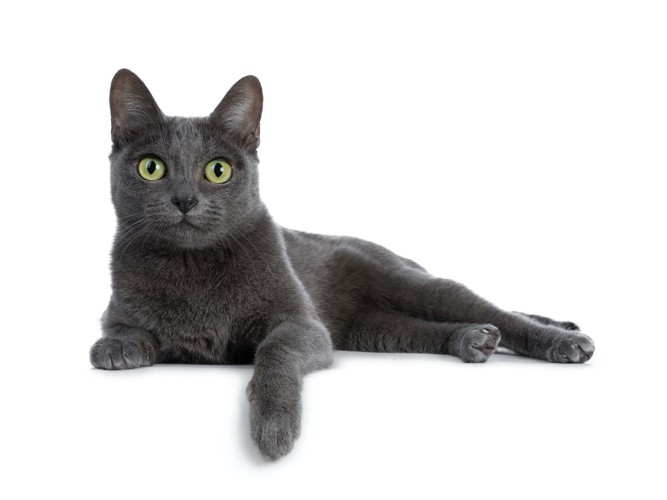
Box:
[151,213,222,248]
[173,212,207,229]
[177,218,198,228]
[174,217,210,236]
[160,216,215,248]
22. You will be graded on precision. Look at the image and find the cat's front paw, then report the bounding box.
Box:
[90,336,155,370]
[546,332,595,363]
[449,324,501,363]
[247,381,301,460]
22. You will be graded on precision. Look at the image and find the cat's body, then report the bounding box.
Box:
[91,70,595,460]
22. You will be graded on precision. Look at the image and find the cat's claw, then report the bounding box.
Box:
[449,324,501,363]
[90,337,155,370]
[546,332,595,363]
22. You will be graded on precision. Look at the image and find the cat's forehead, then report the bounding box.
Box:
[158,116,229,162]
[111,114,244,165]
[167,117,206,146]
[164,116,237,151]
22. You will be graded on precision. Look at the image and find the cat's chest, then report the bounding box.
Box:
[114,250,265,361]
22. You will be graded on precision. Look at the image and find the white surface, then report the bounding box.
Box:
[1,1,665,499]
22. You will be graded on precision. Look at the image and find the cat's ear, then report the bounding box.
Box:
[210,75,263,149]
[109,69,164,145]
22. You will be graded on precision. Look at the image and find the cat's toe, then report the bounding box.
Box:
[90,337,154,370]
[450,324,501,363]
[546,333,595,363]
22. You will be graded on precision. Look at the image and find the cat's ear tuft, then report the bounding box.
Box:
[109,69,164,145]
[210,75,263,150]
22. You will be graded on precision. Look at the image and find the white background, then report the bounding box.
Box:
[1,1,665,499]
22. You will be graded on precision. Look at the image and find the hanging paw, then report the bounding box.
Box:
[247,376,302,461]
[449,324,501,363]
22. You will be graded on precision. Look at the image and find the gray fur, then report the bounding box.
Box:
[90,69,595,460]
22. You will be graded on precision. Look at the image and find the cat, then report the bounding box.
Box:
[90,69,595,460]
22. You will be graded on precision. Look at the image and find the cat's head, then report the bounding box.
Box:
[108,69,264,249]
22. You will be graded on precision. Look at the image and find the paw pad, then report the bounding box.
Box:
[547,333,595,363]
[450,324,501,363]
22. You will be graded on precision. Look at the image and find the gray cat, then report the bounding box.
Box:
[90,69,595,460]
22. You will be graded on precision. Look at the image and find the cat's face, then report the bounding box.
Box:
[108,70,264,249]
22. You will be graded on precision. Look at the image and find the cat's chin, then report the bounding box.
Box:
[158,221,223,250]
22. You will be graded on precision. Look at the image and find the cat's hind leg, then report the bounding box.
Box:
[314,238,593,363]
[333,308,501,363]
[364,267,594,363]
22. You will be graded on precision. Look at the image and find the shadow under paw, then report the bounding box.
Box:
[449,324,501,363]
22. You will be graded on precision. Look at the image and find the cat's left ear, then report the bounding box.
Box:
[109,69,164,145]
[210,75,263,150]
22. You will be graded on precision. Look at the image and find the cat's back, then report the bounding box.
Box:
[281,227,424,274]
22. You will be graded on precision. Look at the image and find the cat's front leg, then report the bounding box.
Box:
[247,319,333,460]
[90,308,159,369]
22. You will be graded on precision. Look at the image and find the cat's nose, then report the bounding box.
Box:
[171,196,198,214]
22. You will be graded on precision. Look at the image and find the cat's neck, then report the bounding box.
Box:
[113,203,282,262]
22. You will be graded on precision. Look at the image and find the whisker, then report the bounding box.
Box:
[117,218,155,263]
[140,221,161,252]
[228,233,259,279]
[116,213,147,221]
[238,230,276,281]
[118,217,151,235]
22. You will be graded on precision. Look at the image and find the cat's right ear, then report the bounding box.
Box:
[109,69,164,145]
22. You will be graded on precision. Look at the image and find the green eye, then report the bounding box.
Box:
[138,157,166,181]
[205,159,233,184]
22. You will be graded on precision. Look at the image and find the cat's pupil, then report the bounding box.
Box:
[214,162,224,177]
[146,160,156,175]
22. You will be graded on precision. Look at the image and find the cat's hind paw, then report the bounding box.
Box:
[90,336,155,370]
[449,324,501,363]
[546,332,595,363]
